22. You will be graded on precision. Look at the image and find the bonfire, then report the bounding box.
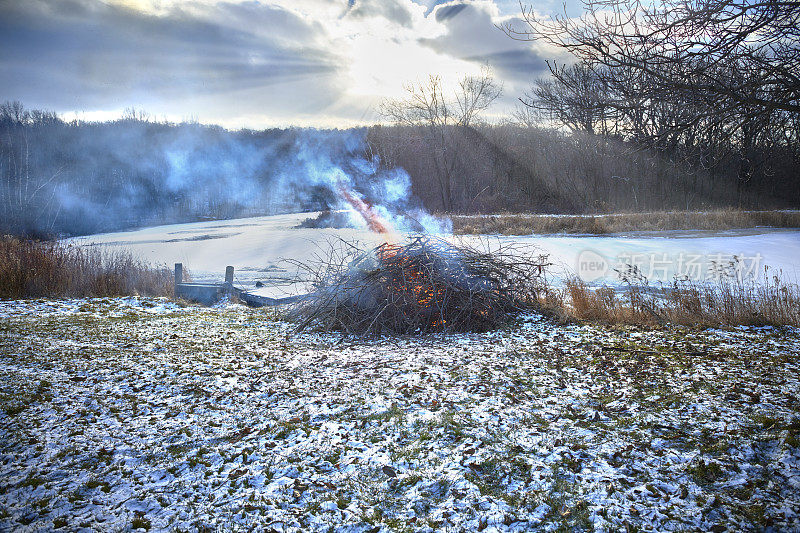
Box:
[288,183,549,335]
[289,236,548,335]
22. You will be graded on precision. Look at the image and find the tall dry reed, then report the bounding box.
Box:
[548,271,800,327]
[453,209,800,235]
[0,237,174,299]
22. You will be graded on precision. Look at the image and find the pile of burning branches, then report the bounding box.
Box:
[288,237,550,335]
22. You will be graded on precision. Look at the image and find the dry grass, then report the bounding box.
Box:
[453,209,800,235]
[545,273,800,327]
[0,236,175,299]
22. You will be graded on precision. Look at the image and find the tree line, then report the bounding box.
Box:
[0,104,365,237]
[502,0,800,207]
[2,0,798,237]
[1,99,796,238]
[369,0,798,214]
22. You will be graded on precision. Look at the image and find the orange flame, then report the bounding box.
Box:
[337,182,393,235]
[336,187,459,327]
[376,243,449,318]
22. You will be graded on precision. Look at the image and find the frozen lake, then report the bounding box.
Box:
[69,213,800,296]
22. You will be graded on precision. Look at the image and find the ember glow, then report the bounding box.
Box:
[290,237,546,335]
[336,181,454,321]
[376,242,449,326]
[335,178,494,328]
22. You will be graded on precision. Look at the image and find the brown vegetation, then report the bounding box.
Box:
[367,125,798,215]
[0,237,174,299]
[288,235,800,331]
[3,233,798,330]
[544,275,800,328]
[452,209,800,235]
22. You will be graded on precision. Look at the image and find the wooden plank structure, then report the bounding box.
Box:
[174,263,300,307]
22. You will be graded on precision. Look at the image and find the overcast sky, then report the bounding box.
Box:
[0,0,575,128]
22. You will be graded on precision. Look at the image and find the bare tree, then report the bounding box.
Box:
[378,67,502,210]
[523,62,613,134]
[456,66,504,127]
[505,0,800,205]
[505,0,800,132]
[380,66,502,128]
[0,102,63,236]
[380,75,452,128]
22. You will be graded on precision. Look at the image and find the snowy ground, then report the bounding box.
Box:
[2,298,799,531]
[68,214,800,294]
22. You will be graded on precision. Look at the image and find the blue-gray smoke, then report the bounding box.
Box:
[0,109,450,236]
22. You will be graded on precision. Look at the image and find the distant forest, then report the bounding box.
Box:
[1,100,798,237]
[3,0,799,237]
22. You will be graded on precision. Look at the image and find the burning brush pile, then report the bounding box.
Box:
[288,237,549,335]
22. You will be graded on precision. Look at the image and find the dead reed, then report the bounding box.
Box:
[547,271,800,327]
[0,236,174,299]
[453,209,800,235]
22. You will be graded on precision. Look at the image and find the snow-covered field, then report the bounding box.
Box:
[68,213,800,295]
[2,216,795,530]
[1,298,799,531]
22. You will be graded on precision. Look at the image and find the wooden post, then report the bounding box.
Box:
[225,266,234,286]
[174,263,183,297]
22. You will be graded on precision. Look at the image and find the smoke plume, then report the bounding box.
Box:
[0,106,450,237]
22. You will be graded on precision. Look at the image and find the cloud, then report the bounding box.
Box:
[419,1,555,111]
[434,3,469,20]
[0,0,567,126]
[422,2,547,73]
[0,0,342,121]
[345,0,416,27]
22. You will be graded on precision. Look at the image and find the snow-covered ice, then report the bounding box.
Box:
[67,214,800,292]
